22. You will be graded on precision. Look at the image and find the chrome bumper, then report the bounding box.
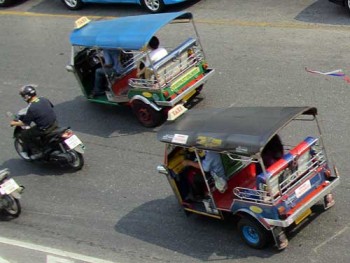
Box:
[263,177,340,228]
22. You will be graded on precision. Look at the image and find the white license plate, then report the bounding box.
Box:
[0,178,20,195]
[64,135,83,149]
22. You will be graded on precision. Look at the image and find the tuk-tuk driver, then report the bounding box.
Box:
[90,49,124,98]
[182,151,227,193]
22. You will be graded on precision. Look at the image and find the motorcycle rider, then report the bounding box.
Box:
[10,85,58,159]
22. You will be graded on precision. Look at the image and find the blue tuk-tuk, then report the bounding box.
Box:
[66,12,214,127]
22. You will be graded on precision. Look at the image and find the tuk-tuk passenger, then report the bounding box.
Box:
[137,36,168,79]
[89,49,124,98]
[256,134,284,175]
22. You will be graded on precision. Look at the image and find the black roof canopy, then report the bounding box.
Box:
[157,107,317,156]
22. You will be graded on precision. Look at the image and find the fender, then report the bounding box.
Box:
[234,208,272,231]
[13,126,23,138]
[130,95,162,111]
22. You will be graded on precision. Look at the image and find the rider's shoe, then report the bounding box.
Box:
[30,152,43,160]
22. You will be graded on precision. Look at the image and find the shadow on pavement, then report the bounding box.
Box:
[115,197,277,261]
[1,157,80,177]
[53,96,158,138]
[295,0,350,25]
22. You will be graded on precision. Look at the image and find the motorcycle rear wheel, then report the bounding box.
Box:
[14,138,32,162]
[68,151,84,171]
[3,195,21,218]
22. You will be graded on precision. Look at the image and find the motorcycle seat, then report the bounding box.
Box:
[45,127,69,138]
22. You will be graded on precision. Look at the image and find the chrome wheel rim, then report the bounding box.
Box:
[64,0,78,8]
[144,0,160,11]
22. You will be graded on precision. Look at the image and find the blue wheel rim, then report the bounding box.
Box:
[242,225,259,245]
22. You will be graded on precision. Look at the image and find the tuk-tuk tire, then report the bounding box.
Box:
[237,217,269,249]
[131,100,163,128]
[61,0,84,10]
[141,0,165,13]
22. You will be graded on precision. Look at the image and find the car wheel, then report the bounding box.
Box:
[141,0,165,13]
[346,0,350,13]
[0,0,13,7]
[131,100,164,127]
[61,0,84,10]
[237,217,269,249]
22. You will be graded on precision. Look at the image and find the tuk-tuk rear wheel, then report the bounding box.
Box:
[131,101,163,128]
[62,0,83,10]
[237,217,269,249]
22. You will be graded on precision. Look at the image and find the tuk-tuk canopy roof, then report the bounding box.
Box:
[69,12,192,50]
[157,107,317,156]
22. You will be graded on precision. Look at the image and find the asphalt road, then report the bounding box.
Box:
[0,0,350,262]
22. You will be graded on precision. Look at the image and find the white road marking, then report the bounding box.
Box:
[0,257,10,263]
[0,237,116,263]
[47,255,74,263]
[313,226,349,253]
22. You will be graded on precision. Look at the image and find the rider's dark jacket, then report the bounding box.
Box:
[22,97,57,130]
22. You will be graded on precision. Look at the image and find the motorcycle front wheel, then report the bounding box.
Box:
[68,151,84,171]
[3,195,21,218]
[14,138,32,162]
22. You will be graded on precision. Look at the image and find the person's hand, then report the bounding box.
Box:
[182,160,189,166]
[10,120,21,127]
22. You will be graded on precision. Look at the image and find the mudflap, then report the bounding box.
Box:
[271,226,289,250]
[73,144,85,154]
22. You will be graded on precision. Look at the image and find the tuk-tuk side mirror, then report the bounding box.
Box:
[65,65,75,73]
[157,165,169,175]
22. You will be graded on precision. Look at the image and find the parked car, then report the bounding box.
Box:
[157,106,339,250]
[329,0,350,13]
[61,0,190,13]
[0,0,14,7]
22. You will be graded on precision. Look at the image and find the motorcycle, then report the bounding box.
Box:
[9,109,85,171]
[0,169,23,218]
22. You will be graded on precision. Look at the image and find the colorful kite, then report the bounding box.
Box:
[305,67,350,84]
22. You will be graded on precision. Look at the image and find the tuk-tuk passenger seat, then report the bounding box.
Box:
[213,163,257,210]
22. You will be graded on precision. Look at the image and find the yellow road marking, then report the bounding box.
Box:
[0,10,350,31]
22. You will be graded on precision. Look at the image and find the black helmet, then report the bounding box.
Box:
[19,85,37,102]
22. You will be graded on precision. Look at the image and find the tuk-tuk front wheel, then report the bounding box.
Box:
[237,217,269,249]
[62,0,83,10]
[132,101,163,128]
[141,0,165,13]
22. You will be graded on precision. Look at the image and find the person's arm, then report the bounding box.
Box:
[10,120,24,127]
[102,50,113,68]
[182,159,200,169]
